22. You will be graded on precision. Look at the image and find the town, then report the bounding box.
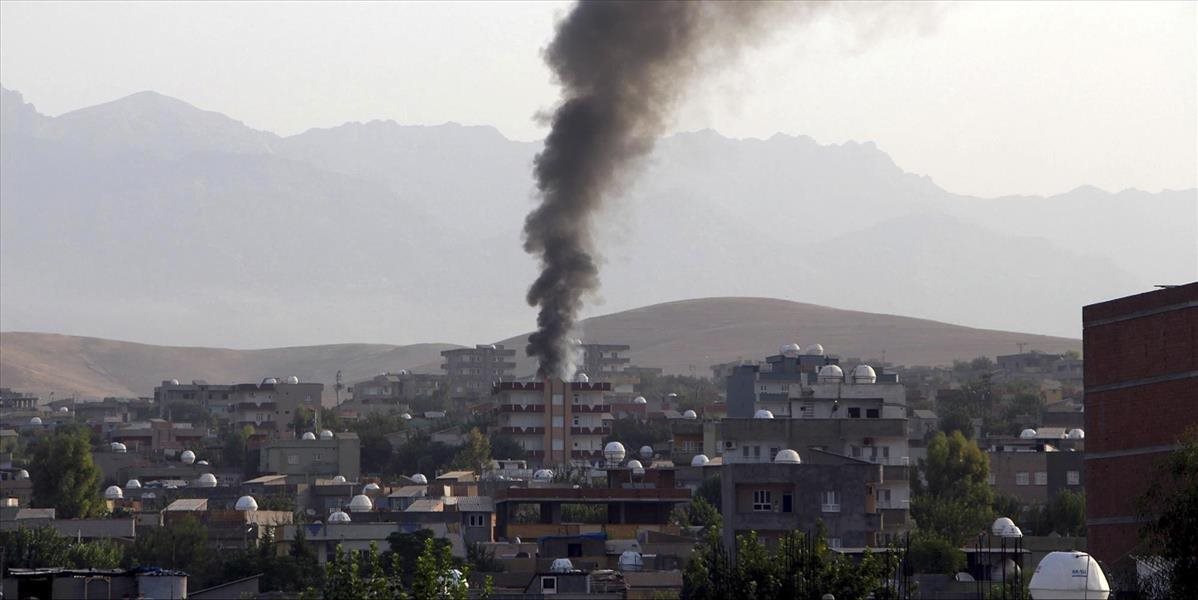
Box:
[1,282,1193,598]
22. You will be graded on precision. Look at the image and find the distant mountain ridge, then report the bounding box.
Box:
[1,85,1193,349]
[1,297,1080,400]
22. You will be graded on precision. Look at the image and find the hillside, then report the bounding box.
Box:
[2,298,1080,400]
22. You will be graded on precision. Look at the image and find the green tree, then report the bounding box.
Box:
[907,532,966,574]
[1026,490,1086,536]
[0,527,123,573]
[673,496,722,529]
[451,427,492,473]
[127,515,209,573]
[489,435,526,461]
[28,426,107,518]
[1140,429,1198,597]
[911,431,994,545]
[413,536,469,600]
[221,425,252,471]
[695,475,721,510]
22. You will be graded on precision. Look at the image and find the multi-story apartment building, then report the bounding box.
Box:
[1084,282,1197,569]
[0,388,37,411]
[984,431,1085,506]
[579,343,631,376]
[154,378,323,441]
[721,449,883,552]
[491,378,613,468]
[259,431,361,483]
[350,372,444,403]
[441,345,518,400]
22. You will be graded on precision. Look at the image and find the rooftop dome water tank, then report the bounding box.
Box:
[533,469,555,481]
[992,517,1023,538]
[196,460,209,466]
[780,343,802,358]
[574,372,590,383]
[16,469,30,480]
[363,482,381,492]
[411,474,428,484]
[852,364,877,384]
[348,494,374,512]
[1028,551,1110,600]
[111,442,127,453]
[320,429,334,440]
[302,432,317,440]
[639,445,653,460]
[691,454,710,467]
[104,485,124,500]
[58,406,70,413]
[180,450,196,464]
[400,413,413,420]
[332,475,347,484]
[284,375,300,384]
[681,410,698,420]
[775,449,802,464]
[618,550,644,571]
[818,364,844,382]
[262,377,279,385]
[1067,428,1085,440]
[328,510,352,523]
[632,396,648,405]
[550,558,575,573]
[126,479,142,489]
[235,495,259,511]
[1020,429,1038,439]
[626,459,645,475]
[604,442,626,465]
[196,473,218,488]
[29,417,42,426]
[804,343,825,356]
[754,409,774,419]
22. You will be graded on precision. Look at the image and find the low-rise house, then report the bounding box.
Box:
[258,431,361,484]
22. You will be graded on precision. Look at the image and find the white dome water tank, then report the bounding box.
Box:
[804,343,825,356]
[780,343,802,358]
[332,475,347,484]
[400,413,413,420]
[604,442,626,465]
[363,482,381,492]
[284,376,300,384]
[180,450,196,464]
[168,379,181,386]
[328,510,352,523]
[681,410,698,420]
[235,495,259,511]
[195,473,217,488]
[58,406,70,413]
[633,396,647,405]
[774,449,802,464]
[1020,429,1038,439]
[533,469,555,481]
[754,409,774,419]
[29,417,42,426]
[104,485,124,500]
[818,364,844,382]
[992,517,1023,538]
[691,454,710,467]
[639,445,653,460]
[126,479,142,489]
[626,460,644,475]
[574,372,590,383]
[1067,428,1085,440]
[550,558,575,573]
[410,473,428,485]
[16,469,30,480]
[1028,551,1110,600]
[320,429,334,440]
[262,377,279,385]
[196,460,209,466]
[348,494,374,512]
[618,550,644,571]
[301,432,317,440]
[111,442,128,453]
[852,364,877,384]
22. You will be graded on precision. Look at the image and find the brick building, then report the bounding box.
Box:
[1083,282,1197,569]
[491,379,612,468]
[441,344,518,400]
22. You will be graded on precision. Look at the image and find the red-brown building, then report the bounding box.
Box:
[1083,282,1197,569]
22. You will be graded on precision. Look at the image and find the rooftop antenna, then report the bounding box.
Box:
[1017,342,1028,354]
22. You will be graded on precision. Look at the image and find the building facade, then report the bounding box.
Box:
[155,379,323,441]
[1083,282,1197,568]
[441,345,518,399]
[491,379,613,468]
[259,432,361,483]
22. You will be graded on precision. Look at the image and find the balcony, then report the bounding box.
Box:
[499,426,545,435]
[569,426,611,436]
[882,464,909,482]
[496,404,546,413]
[881,507,910,529]
[571,404,611,413]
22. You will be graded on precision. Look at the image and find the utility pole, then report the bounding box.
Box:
[334,370,343,406]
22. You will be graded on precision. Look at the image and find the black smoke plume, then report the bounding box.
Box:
[524,1,784,379]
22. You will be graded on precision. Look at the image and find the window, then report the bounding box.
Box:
[552,439,564,450]
[541,577,557,594]
[848,407,861,418]
[988,473,996,485]
[1067,470,1080,485]
[850,446,862,458]
[769,447,780,460]
[742,446,750,458]
[567,543,582,557]
[752,446,761,459]
[782,494,793,513]
[828,538,842,549]
[1035,471,1047,486]
[314,453,323,461]
[1016,472,1030,486]
[552,416,563,427]
[821,490,841,512]
[866,408,880,419]
[572,417,580,427]
[753,490,773,511]
[468,514,488,527]
[287,454,299,465]
[801,403,814,418]
[552,394,563,405]
[878,488,892,507]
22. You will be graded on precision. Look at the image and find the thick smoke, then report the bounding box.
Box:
[524,1,787,379]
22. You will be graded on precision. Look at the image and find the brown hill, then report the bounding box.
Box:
[2,297,1081,400]
[492,297,1081,375]
[0,332,457,401]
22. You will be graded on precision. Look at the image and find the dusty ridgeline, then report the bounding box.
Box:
[522,1,811,379]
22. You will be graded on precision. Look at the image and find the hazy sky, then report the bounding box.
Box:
[1,1,1194,197]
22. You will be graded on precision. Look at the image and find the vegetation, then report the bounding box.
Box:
[389,434,457,478]
[1024,490,1086,537]
[489,434,526,461]
[635,372,722,411]
[451,427,492,473]
[672,496,722,529]
[0,526,123,574]
[603,417,671,454]
[28,425,107,518]
[126,515,209,573]
[906,532,966,574]
[910,431,993,545]
[321,536,481,600]
[1139,428,1198,597]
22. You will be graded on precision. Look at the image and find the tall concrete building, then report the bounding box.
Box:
[154,378,323,441]
[441,344,517,399]
[1084,282,1197,569]
[578,343,631,376]
[491,379,613,467]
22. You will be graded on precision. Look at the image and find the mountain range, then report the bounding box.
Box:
[1,85,1194,351]
[1,297,1081,400]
